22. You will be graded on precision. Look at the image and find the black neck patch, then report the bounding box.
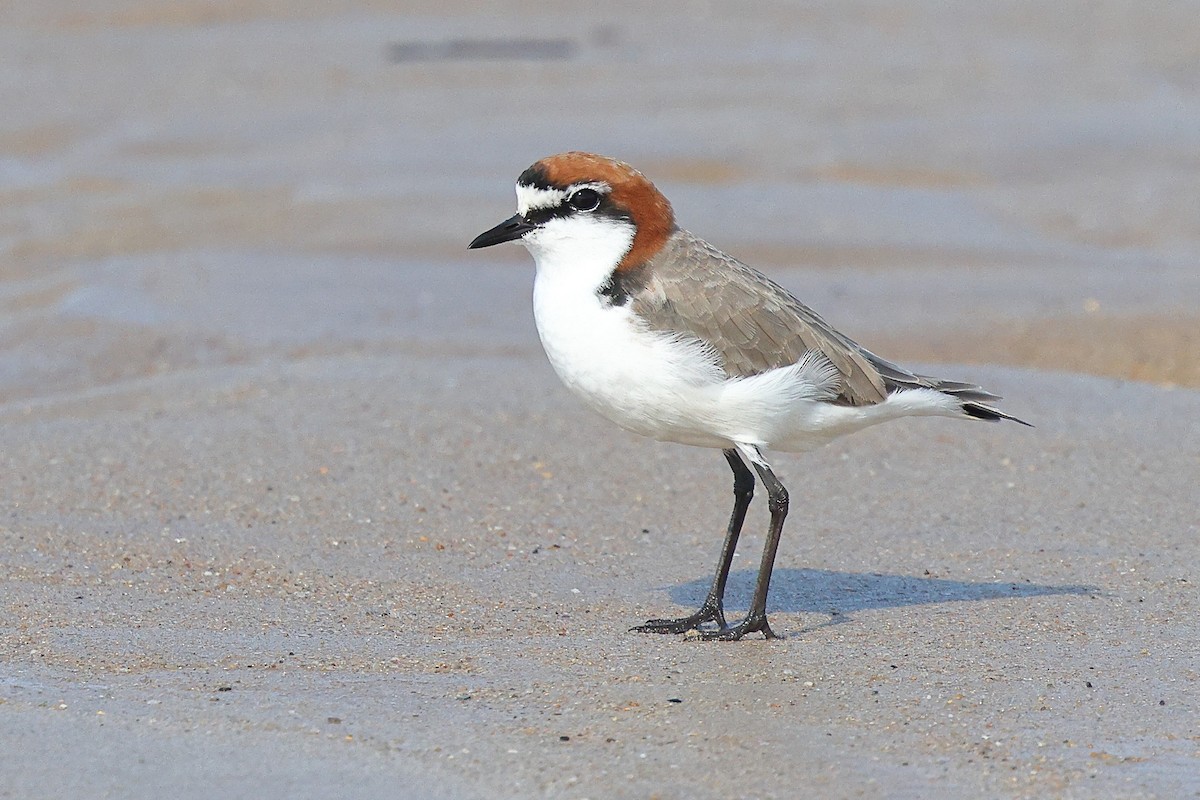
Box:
[597,262,648,308]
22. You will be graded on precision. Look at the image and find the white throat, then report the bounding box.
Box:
[522,215,635,293]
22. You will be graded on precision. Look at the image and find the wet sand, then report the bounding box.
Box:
[2,2,1199,798]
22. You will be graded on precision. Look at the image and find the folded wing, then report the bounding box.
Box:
[631,230,1023,423]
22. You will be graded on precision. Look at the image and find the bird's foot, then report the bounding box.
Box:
[686,612,779,642]
[631,598,726,635]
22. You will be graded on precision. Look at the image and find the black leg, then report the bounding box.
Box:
[632,449,755,635]
[709,449,756,611]
[694,449,787,641]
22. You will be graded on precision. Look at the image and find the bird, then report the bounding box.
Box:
[469,152,1028,641]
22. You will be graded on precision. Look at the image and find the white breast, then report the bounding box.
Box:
[535,280,732,443]
[525,216,716,442]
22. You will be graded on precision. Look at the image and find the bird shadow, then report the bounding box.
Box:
[664,568,1098,632]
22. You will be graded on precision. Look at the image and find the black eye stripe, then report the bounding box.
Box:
[524,204,569,225]
[518,186,624,226]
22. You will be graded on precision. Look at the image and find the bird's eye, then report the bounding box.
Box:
[568,188,601,212]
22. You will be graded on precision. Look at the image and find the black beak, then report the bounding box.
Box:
[468,214,536,249]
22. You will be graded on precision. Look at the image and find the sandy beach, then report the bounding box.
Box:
[2,2,1198,797]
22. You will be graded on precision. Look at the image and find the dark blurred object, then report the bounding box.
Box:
[387,38,576,62]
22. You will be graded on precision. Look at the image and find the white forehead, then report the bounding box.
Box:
[515,181,609,215]
[515,184,566,215]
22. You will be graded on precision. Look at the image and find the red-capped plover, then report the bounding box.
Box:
[470,152,1028,641]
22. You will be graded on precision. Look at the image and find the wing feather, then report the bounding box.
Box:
[631,231,889,405]
[625,230,1026,423]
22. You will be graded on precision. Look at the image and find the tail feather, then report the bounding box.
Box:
[924,380,1002,403]
[861,349,1031,426]
[962,401,1032,426]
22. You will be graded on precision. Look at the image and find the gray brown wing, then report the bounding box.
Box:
[630,231,889,405]
[630,230,1026,421]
